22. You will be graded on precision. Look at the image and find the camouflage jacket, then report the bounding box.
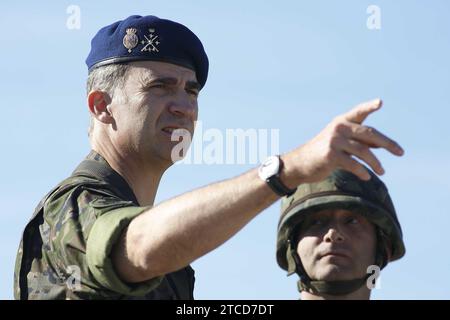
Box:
[14,151,195,300]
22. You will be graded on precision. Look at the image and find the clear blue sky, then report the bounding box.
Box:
[1,0,449,299]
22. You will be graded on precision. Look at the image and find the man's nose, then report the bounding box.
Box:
[168,92,197,119]
[323,227,345,243]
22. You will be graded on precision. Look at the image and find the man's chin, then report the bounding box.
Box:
[149,141,187,163]
[314,264,357,282]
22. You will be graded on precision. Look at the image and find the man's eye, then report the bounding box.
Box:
[347,217,359,225]
[187,89,199,97]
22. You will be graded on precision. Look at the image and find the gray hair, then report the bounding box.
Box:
[86,64,130,138]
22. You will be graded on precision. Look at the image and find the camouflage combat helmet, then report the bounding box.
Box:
[277,168,405,295]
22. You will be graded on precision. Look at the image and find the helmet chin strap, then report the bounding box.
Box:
[291,229,388,296]
[298,277,370,296]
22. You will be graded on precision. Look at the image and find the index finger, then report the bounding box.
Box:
[343,98,383,124]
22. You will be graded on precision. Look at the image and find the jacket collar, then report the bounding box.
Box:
[72,150,139,205]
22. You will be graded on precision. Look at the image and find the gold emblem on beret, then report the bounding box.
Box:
[141,28,160,53]
[123,28,139,53]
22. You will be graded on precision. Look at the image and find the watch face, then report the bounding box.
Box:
[258,156,280,180]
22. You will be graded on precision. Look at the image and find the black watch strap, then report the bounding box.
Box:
[267,175,297,197]
[266,157,297,197]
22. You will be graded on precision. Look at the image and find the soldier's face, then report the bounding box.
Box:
[111,60,199,166]
[296,209,377,282]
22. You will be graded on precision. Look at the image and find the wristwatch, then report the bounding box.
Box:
[258,155,297,197]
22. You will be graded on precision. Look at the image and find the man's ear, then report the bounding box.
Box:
[87,91,114,124]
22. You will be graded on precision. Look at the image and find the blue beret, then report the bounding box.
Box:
[86,15,209,88]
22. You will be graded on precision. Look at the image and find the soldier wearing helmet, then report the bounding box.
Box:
[277,168,405,300]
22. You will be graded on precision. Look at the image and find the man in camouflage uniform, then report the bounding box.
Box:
[15,14,405,299]
[277,168,405,300]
